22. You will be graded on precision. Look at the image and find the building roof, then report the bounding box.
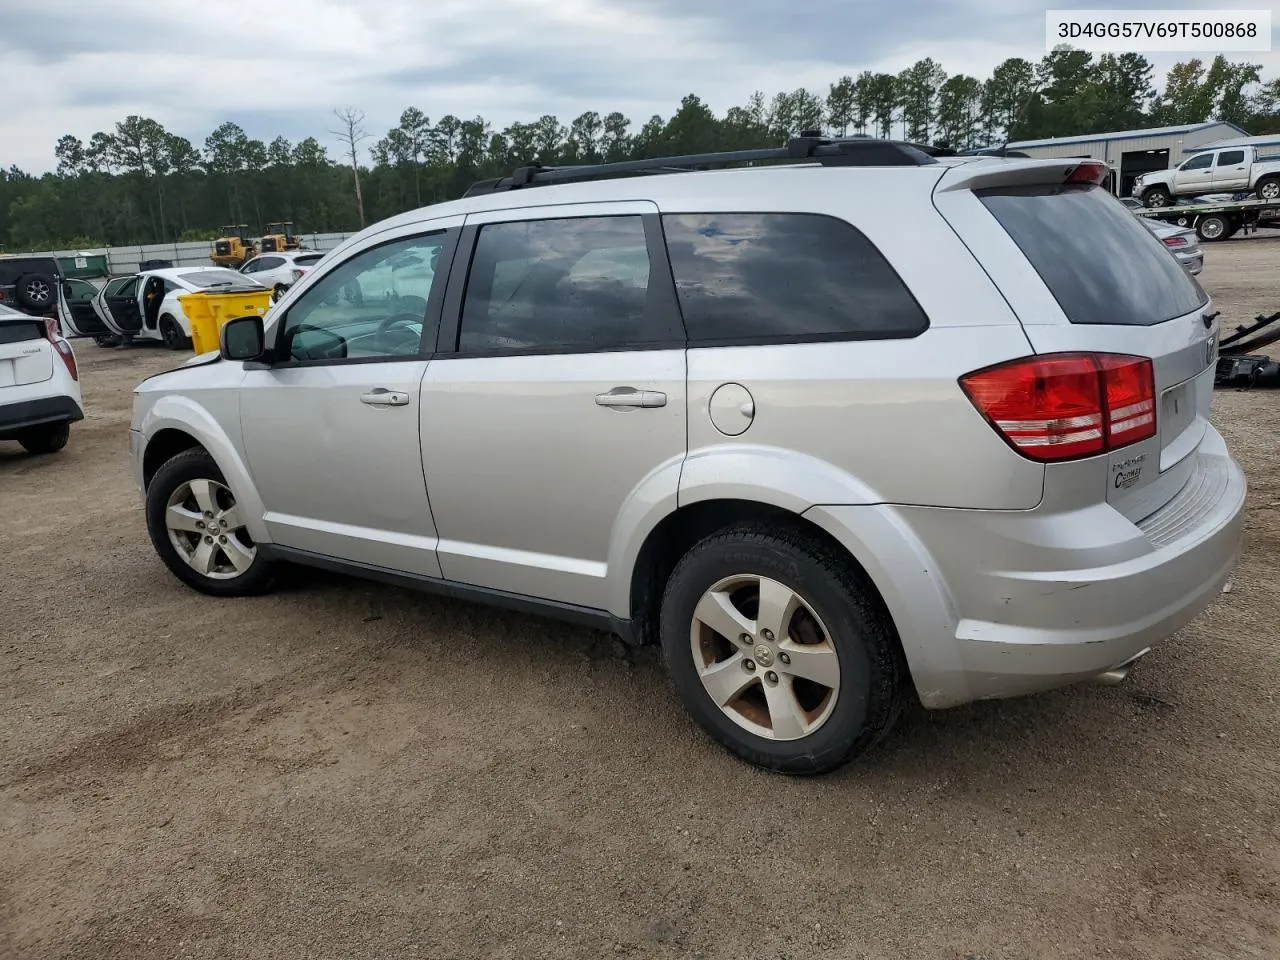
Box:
[1007,120,1248,150]
[1183,134,1280,154]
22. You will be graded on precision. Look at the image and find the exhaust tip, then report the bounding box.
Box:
[1094,647,1152,686]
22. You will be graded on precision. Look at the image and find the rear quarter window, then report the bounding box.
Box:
[977,185,1208,326]
[661,212,928,344]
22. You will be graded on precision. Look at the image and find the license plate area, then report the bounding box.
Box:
[1159,379,1198,465]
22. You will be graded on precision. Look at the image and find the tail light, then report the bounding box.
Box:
[41,319,79,380]
[1066,161,1108,185]
[960,353,1155,462]
[291,268,304,282]
[1161,235,1189,248]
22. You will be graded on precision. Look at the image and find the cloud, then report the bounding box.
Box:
[1,0,1277,172]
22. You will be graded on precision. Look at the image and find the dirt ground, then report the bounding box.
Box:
[3,237,1280,960]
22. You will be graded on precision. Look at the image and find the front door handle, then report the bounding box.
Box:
[360,388,410,407]
[595,387,667,409]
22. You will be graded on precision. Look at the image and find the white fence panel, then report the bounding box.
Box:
[19,232,360,277]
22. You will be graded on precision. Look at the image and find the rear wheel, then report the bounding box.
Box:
[159,315,191,350]
[17,422,70,454]
[1196,214,1231,242]
[272,284,288,302]
[145,449,275,596]
[1142,186,1173,208]
[659,525,905,775]
[1256,176,1280,202]
[14,273,56,311]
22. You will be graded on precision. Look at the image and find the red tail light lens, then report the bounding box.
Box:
[1161,235,1188,248]
[1065,161,1108,185]
[1097,354,1155,448]
[55,340,79,381]
[960,353,1156,462]
[41,319,79,380]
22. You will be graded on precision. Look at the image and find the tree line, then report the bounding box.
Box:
[2,48,1278,252]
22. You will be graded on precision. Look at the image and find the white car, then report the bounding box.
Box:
[1142,219,1204,276]
[238,251,326,301]
[0,303,82,454]
[93,267,270,350]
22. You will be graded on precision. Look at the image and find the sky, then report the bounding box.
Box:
[3,0,1278,173]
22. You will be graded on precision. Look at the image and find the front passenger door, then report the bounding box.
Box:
[1172,153,1214,195]
[237,218,461,576]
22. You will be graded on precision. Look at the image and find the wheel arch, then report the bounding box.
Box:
[623,497,902,647]
[138,397,269,542]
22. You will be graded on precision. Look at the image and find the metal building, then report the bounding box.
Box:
[1006,121,1249,197]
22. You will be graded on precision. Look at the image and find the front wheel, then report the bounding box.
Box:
[18,422,70,454]
[660,525,905,775]
[145,449,275,596]
[1142,186,1173,208]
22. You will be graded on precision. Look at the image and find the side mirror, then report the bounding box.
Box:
[219,315,267,362]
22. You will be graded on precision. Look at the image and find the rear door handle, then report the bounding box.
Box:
[595,387,667,408]
[360,388,410,407]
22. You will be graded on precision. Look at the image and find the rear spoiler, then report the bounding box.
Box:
[934,157,1111,194]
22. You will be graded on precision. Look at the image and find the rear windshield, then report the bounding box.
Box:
[179,269,262,289]
[977,185,1208,326]
[0,318,45,344]
[293,254,323,266]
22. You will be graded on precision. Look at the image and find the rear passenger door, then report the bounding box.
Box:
[1211,149,1249,192]
[420,202,687,610]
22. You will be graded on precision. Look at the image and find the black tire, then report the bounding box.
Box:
[93,334,120,348]
[1142,186,1173,208]
[272,284,288,302]
[659,524,905,775]
[159,315,191,350]
[14,273,56,311]
[145,448,275,597]
[1196,214,1231,242]
[1256,176,1280,202]
[17,422,70,454]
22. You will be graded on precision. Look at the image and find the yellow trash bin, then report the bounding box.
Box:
[180,288,274,354]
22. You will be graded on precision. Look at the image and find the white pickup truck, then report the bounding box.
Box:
[1136,144,1280,207]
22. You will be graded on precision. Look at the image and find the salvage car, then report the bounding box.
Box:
[0,255,70,325]
[94,267,270,349]
[0,302,82,454]
[1143,219,1203,275]
[239,250,326,301]
[129,139,1245,775]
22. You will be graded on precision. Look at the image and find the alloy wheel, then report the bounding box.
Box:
[24,278,51,304]
[689,574,840,741]
[164,478,256,580]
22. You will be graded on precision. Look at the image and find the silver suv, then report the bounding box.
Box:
[130,137,1246,775]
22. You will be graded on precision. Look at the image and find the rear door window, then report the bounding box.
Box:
[661,212,928,344]
[977,185,1208,326]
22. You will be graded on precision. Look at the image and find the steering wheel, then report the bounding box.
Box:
[376,313,425,352]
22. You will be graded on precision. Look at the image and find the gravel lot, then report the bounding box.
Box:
[3,237,1279,960]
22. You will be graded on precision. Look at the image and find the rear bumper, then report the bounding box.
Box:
[0,395,84,440]
[807,428,1246,708]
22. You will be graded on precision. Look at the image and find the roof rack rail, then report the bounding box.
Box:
[462,134,948,197]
